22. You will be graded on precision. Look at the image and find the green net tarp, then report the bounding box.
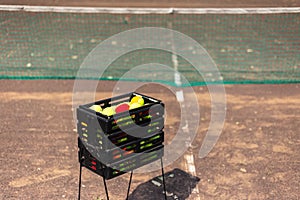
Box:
[1,10,299,85]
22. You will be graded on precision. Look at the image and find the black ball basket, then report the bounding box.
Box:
[76,92,167,200]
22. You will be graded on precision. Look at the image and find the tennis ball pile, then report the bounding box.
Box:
[89,95,145,116]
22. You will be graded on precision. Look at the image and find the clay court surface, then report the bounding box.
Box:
[0,80,299,199]
[1,0,300,7]
[0,0,300,199]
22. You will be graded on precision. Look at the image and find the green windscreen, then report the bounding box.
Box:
[1,10,299,85]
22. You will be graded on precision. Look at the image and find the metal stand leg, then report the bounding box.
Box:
[97,162,110,200]
[102,175,110,200]
[126,171,133,200]
[78,160,83,200]
[161,158,167,200]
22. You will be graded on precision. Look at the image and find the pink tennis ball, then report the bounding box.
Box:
[115,103,130,113]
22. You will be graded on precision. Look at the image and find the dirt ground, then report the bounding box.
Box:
[1,0,299,8]
[0,80,299,200]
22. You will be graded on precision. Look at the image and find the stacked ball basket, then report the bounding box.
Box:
[76,92,167,200]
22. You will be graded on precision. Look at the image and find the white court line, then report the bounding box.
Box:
[167,20,200,199]
[167,21,184,102]
[0,5,300,14]
[184,151,201,200]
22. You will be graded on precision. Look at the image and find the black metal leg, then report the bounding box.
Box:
[161,158,167,200]
[78,160,83,200]
[126,171,133,200]
[98,162,110,200]
[102,176,110,200]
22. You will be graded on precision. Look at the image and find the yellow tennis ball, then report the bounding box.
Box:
[130,96,139,103]
[137,97,144,106]
[129,102,141,110]
[130,96,144,106]
[102,107,116,116]
[89,105,102,113]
